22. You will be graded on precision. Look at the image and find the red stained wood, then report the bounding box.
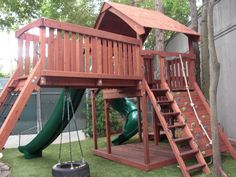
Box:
[17,39,23,76]
[123,43,128,76]
[127,44,133,76]
[48,28,55,70]
[107,40,113,74]
[118,42,123,75]
[71,33,76,72]
[24,35,30,75]
[40,27,46,69]
[91,91,98,150]
[102,39,108,73]
[57,30,64,71]
[91,37,97,73]
[104,100,111,154]
[113,41,118,74]
[97,38,102,73]
[85,36,90,72]
[64,31,70,71]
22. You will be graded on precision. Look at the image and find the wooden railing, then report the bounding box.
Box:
[15,18,142,79]
[142,50,195,90]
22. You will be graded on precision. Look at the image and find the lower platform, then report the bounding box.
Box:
[94,142,180,171]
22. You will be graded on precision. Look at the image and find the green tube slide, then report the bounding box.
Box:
[110,98,138,145]
[18,88,85,159]
[18,89,138,159]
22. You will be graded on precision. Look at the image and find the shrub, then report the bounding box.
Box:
[83,91,123,137]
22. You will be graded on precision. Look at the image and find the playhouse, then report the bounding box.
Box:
[0,2,236,177]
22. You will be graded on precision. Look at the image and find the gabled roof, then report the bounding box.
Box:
[95,2,199,41]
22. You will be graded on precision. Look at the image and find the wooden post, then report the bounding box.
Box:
[153,111,159,145]
[91,90,98,150]
[160,56,165,88]
[104,99,111,154]
[188,38,196,88]
[137,97,142,142]
[140,86,150,164]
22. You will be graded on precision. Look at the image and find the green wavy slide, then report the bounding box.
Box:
[18,89,138,159]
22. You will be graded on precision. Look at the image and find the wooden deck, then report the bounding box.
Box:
[94,142,190,171]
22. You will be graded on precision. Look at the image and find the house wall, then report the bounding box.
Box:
[165,0,236,140]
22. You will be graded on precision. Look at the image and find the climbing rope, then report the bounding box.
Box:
[179,54,212,145]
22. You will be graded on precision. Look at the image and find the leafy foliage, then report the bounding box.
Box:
[83,92,123,137]
[0,0,43,31]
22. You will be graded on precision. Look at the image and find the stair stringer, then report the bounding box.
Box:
[143,80,210,177]
[194,82,236,160]
[0,67,20,109]
[0,61,42,151]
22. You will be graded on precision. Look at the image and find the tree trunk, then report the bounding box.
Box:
[155,0,164,51]
[190,0,201,86]
[201,0,210,99]
[153,0,164,80]
[208,1,227,177]
[131,0,136,6]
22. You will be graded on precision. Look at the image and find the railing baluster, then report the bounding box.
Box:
[91,37,97,73]
[40,27,46,70]
[48,28,55,70]
[71,33,76,72]
[118,42,123,75]
[123,43,128,76]
[64,31,70,71]
[108,40,113,74]
[97,38,102,74]
[102,39,108,74]
[17,39,23,77]
[113,41,118,74]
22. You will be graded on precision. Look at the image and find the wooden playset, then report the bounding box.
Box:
[0,2,236,177]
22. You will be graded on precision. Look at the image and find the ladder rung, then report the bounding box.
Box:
[173,137,192,143]
[186,163,205,172]
[180,149,198,157]
[167,123,185,129]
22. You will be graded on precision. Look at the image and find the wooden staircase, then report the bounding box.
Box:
[0,61,42,151]
[143,80,210,177]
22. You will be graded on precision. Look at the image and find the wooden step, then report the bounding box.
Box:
[157,100,174,105]
[173,137,192,143]
[186,163,205,172]
[180,149,199,157]
[151,89,168,96]
[167,123,185,129]
[162,112,180,117]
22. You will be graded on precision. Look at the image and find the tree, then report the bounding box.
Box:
[189,0,201,87]
[208,0,227,176]
[200,0,210,99]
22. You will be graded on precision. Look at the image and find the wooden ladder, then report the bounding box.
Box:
[0,61,42,151]
[143,80,210,177]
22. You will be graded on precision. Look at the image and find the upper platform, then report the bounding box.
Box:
[15,18,143,88]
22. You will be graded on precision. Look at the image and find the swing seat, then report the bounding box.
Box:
[52,161,90,177]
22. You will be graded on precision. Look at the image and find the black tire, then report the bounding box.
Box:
[52,161,90,177]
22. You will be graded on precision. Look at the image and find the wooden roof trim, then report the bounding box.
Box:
[107,7,145,35]
[94,11,106,29]
[101,3,111,13]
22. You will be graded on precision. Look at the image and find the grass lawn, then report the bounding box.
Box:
[1,137,236,177]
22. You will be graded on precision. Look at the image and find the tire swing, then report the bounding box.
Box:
[52,91,90,177]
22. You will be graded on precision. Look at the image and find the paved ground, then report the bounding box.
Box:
[0,162,11,177]
[5,130,86,148]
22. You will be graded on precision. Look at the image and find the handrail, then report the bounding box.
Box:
[15,18,140,45]
[141,50,195,59]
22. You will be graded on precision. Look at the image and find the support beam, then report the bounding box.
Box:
[91,90,98,150]
[104,100,111,154]
[140,85,150,164]
[137,97,142,142]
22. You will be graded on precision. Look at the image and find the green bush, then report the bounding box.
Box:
[84,91,123,137]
